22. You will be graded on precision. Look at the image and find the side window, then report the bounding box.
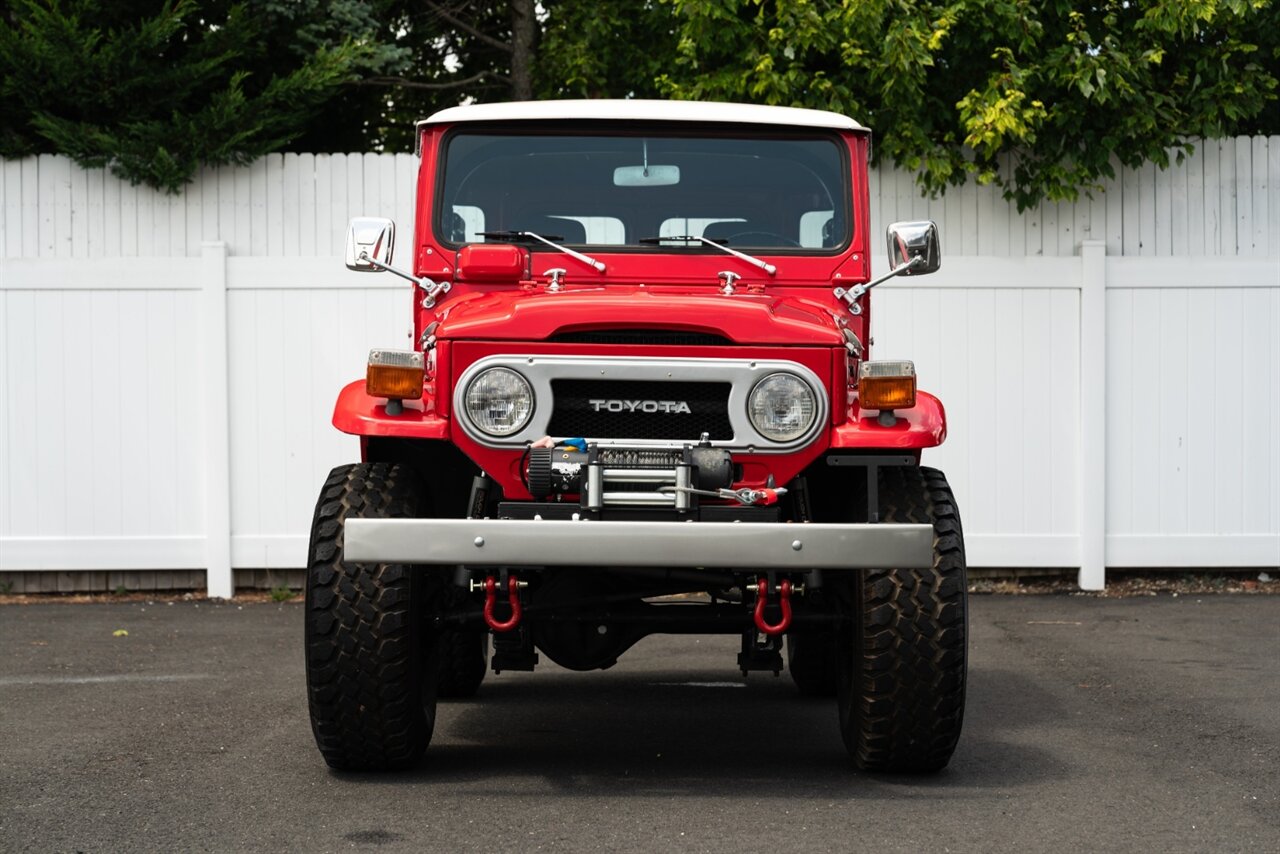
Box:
[799,211,834,248]
[451,205,486,242]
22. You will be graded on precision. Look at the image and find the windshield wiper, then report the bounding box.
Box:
[480,230,605,273]
[638,235,776,276]
[481,230,564,242]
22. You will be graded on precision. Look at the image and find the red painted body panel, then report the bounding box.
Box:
[332,374,945,493]
[410,127,876,348]
[329,124,948,494]
[832,391,947,449]
[332,380,449,440]
[434,288,845,345]
[456,244,529,283]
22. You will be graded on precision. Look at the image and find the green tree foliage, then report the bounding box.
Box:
[230,0,415,152]
[346,1,677,152]
[536,0,674,100]
[3,1,1276,205]
[354,1,525,152]
[0,0,407,191]
[657,0,1279,208]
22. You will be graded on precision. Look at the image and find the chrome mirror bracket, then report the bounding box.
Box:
[833,256,925,316]
[417,278,452,309]
[347,216,453,310]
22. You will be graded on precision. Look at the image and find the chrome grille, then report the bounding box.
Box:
[453,355,827,452]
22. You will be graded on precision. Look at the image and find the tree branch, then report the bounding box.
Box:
[424,1,512,53]
[357,71,507,90]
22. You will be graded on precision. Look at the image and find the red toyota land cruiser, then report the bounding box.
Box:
[305,100,966,774]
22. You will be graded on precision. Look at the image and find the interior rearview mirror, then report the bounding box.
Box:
[613,165,680,187]
[346,217,396,272]
[886,220,940,275]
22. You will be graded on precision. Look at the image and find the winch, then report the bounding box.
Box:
[525,442,736,512]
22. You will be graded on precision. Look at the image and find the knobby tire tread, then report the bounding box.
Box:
[304,463,437,772]
[841,465,967,773]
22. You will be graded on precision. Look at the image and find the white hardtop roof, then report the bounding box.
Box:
[418,99,865,131]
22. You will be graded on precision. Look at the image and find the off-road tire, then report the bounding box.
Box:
[837,465,967,772]
[304,463,440,771]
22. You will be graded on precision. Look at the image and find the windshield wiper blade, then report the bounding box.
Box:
[638,235,721,244]
[480,230,565,242]
[481,230,605,273]
[637,234,776,276]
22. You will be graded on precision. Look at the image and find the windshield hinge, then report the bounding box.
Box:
[833,256,924,316]
[833,284,867,316]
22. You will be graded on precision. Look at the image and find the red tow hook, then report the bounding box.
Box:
[482,575,523,632]
[752,577,793,636]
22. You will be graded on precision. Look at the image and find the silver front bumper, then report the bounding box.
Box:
[343,519,934,569]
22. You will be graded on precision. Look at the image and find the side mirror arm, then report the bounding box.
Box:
[357,250,452,309]
[833,256,923,316]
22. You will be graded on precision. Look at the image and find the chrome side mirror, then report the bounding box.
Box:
[346,217,396,272]
[886,221,940,275]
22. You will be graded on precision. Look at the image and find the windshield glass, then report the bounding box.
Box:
[436,129,850,251]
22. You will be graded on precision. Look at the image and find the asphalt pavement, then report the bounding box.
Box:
[1,593,1277,853]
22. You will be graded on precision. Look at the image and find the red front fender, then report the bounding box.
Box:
[332,380,944,452]
[828,390,947,450]
[332,380,449,440]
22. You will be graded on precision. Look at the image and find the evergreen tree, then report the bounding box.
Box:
[0,0,406,191]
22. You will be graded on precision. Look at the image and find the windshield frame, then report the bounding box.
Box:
[431,121,854,258]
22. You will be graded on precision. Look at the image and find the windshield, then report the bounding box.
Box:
[435,128,850,251]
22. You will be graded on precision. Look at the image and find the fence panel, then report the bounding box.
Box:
[1105,280,1280,566]
[2,143,1278,590]
[225,265,409,568]
[871,258,1085,567]
[0,261,207,569]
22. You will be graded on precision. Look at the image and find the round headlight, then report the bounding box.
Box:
[747,373,817,442]
[465,367,533,436]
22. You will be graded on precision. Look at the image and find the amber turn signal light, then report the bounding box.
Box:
[366,350,424,401]
[858,360,916,410]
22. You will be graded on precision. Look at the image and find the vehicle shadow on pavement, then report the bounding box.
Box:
[334,664,1065,794]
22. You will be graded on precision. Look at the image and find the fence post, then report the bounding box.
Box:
[201,242,233,599]
[1079,240,1107,590]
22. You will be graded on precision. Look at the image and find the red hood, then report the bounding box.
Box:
[435,288,844,345]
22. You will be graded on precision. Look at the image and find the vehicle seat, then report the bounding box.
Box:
[701,220,749,243]
[513,215,587,244]
[701,220,792,247]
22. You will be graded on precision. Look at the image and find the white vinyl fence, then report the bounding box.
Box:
[2,141,1278,595]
